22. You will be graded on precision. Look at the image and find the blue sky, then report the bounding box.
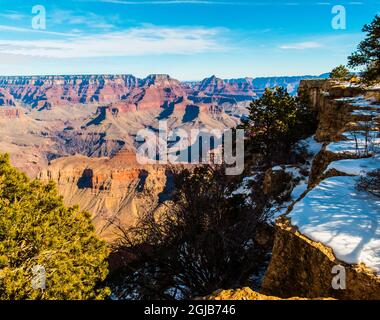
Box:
[0,0,379,80]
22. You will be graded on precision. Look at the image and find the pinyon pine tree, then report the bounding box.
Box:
[241,87,316,165]
[348,15,380,83]
[330,65,351,80]
[0,154,109,300]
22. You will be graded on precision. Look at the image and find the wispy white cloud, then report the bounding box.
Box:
[49,9,118,30]
[0,25,78,37]
[0,11,26,21]
[0,10,124,38]
[279,33,364,51]
[0,25,227,58]
[280,41,324,50]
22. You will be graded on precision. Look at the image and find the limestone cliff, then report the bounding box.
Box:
[300,79,363,141]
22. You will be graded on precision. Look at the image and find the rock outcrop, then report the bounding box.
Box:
[262,80,380,300]
[112,74,191,112]
[0,88,16,106]
[193,75,256,99]
[38,150,175,241]
[299,79,364,141]
[262,216,380,300]
[200,287,333,300]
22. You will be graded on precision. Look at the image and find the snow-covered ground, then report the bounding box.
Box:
[335,96,364,102]
[289,96,380,273]
[352,109,379,117]
[269,136,322,218]
[326,131,380,155]
[290,176,380,274]
[335,96,380,108]
[297,135,323,156]
[332,82,361,89]
[325,155,380,176]
[334,96,380,117]
[327,94,380,156]
[232,174,260,207]
[232,175,257,198]
[290,180,308,200]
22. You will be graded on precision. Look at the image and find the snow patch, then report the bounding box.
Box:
[335,96,365,103]
[290,176,380,274]
[352,109,379,117]
[290,180,308,200]
[326,131,380,155]
[232,176,257,198]
[296,135,323,156]
[325,155,380,176]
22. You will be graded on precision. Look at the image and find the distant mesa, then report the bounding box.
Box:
[0,73,327,112]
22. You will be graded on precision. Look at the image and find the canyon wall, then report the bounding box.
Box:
[0,74,326,111]
[38,150,175,241]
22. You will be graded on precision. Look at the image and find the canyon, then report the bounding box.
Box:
[0,73,328,169]
[0,74,327,112]
[0,73,326,240]
[3,73,379,299]
[0,73,252,174]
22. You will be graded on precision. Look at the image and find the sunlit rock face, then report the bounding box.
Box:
[0,74,253,176]
[199,287,334,300]
[38,150,179,242]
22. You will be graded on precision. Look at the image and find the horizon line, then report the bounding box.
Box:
[0,72,329,82]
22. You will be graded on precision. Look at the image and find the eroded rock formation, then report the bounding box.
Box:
[38,150,176,241]
[0,88,16,106]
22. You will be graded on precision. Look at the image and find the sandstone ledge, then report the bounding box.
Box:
[261,217,380,300]
[200,287,334,300]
